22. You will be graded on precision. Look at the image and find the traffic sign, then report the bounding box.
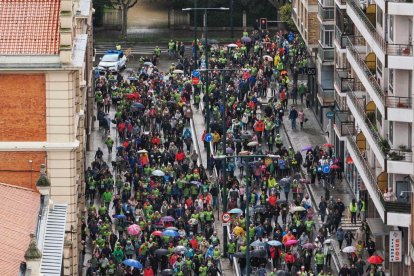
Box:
[322,164,331,174]
[204,133,212,142]
[192,70,200,77]
[222,212,231,223]
[326,111,335,119]
[192,77,199,85]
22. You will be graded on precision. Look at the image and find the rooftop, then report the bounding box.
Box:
[0,0,61,55]
[0,183,40,276]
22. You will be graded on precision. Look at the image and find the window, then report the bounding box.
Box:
[320,25,334,47]
[376,108,382,127]
[389,15,394,42]
[389,121,393,144]
[377,7,383,27]
[377,58,383,77]
[389,69,394,94]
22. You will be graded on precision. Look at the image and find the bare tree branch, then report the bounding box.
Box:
[127,0,138,9]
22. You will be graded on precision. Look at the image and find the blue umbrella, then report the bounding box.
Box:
[267,240,282,247]
[132,102,145,109]
[162,229,180,237]
[301,146,313,152]
[250,239,266,247]
[190,180,202,186]
[228,208,243,214]
[123,259,143,269]
[113,214,126,219]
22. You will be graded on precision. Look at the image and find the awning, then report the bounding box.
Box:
[366,218,393,236]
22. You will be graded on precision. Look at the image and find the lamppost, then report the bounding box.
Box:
[214,152,280,276]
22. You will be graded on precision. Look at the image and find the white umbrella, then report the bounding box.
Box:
[173,69,184,74]
[152,169,165,177]
[290,206,306,212]
[227,43,238,48]
[174,245,187,253]
[324,239,333,244]
[247,141,258,147]
[137,149,148,153]
[263,55,273,61]
[342,246,356,253]
[144,61,153,66]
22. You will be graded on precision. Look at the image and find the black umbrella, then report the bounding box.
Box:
[162,269,174,275]
[253,205,266,214]
[233,252,247,258]
[155,248,169,256]
[250,249,267,258]
[276,270,291,276]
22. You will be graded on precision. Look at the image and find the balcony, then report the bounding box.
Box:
[387,44,414,70]
[334,26,348,49]
[319,0,335,6]
[334,68,354,93]
[334,0,347,7]
[318,4,334,22]
[318,41,334,63]
[334,112,355,137]
[346,88,386,169]
[346,133,411,226]
[388,0,414,16]
[317,86,335,106]
[346,37,385,115]
[385,95,413,123]
[387,148,414,175]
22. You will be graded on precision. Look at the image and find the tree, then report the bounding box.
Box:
[279,3,297,31]
[112,0,139,37]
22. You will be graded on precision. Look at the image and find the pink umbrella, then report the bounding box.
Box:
[127,224,141,235]
[284,239,298,246]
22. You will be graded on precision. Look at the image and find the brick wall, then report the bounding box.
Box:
[0,151,46,190]
[0,74,46,141]
[308,12,320,46]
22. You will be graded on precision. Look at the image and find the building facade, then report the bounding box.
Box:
[0,0,93,275]
[331,0,413,274]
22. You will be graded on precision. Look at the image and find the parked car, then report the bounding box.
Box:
[98,50,126,72]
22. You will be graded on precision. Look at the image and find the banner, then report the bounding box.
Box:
[390,230,402,262]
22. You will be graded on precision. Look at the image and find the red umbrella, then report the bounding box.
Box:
[152,230,163,236]
[367,255,384,264]
[330,164,340,170]
[346,156,353,164]
[322,143,334,148]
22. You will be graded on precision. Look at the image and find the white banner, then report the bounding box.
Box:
[390,230,402,262]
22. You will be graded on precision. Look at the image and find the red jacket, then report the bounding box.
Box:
[285,253,295,264]
[144,268,154,276]
[176,152,186,161]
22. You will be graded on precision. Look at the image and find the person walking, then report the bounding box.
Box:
[319,196,328,223]
[298,108,305,129]
[336,227,345,249]
[358,197,366,222]
[349,198,358,224]
[105,136,114,154]
[288,106,298,130]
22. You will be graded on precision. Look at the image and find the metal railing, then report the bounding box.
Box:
[318,4,334,21]
[334,26,349,48]
[320,0,335,6]
[387,0,413,3]
[347,87,386,160]
[334,112,355,136]
[334,68,352,92]
[346,37,385,104]
[346,0,386,51]
[387,44,413,56]
[387,149,413,162]
[318,86,335,104]
[318,42,334,61]
[385,95,412,108]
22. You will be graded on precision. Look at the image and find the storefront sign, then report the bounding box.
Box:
[390,230,402,262]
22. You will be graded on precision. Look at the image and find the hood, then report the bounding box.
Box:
[98,61,117,67]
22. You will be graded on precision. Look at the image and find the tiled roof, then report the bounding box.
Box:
[0,0,61,55]
[0,183,40,276]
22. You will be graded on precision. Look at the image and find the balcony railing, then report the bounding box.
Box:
[335,112,355,136]
[385,95,412,109]
[318,42,334,62]
[320,0,335,7]
[387,149,413,162]
[346,37,385,104]
[335,26,349,48]
[387,44,413,56]
[346,0,386,51]
[318,4,334,21]
[387,0,413,3]
[318,86,335,105]
[347,87,386,160]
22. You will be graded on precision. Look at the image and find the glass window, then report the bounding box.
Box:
[389,121,393,144]
[377,7,383,27]
[389,69,394,94]
[377,58,383,77]
[320,25,334,47]
[389,15,394,41]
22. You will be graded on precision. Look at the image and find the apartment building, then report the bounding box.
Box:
[0,0,93,275]
[332,0,413,274]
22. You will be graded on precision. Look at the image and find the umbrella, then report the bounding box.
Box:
[284,239,298,246]
[330,164,340,169]
[241,133,252,139]
[227,43,238,48]
[162,229,180,237]
[233,252,246,258]
[253,205,266,214]
[137,149,148,154]
[127,76,138,81]
[299,179,311,184]
[276,270,291,276]
[228,208,243,214]
[250,249,267,258]
[247,141,258,147]
[155,248,169,256]
[161,216,175,222]
[267,240,282,247]
[226,147,234,154]
[263,55,273,61]
[190,180,202,186]
[324,239,333,244]
[113,214,126,219]
[174,245,187,253]
[342,246,356,253]
[132,102,145,109]
[188,218,198,225]
[162,269,174,275]
[152,169,165,177]
[241,36,252,43]
[127,224,141,235]
[280,177,291,184]
[367,255,384,264]
[322,143,334,148]
[152,230,163,236]
[290,206,306,212]
[301,146,313,151]
[166,226,178,231]
[239,150,251,156]
[173,69,184,74]
[251,240,267,247]
[144,61,153,66]
[123,259,143,269]
[302,243,315,249]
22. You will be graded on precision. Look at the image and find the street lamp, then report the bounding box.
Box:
[214,152,280,276]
